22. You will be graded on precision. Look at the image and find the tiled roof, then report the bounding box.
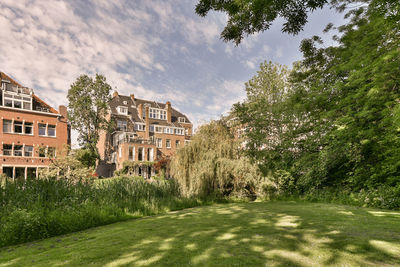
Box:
[110,94,191,127]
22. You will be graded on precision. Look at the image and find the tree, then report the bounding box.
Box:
[67,74,112,165]
[170,119,264,199]
[194,0,376,45]
[235,3,400,193]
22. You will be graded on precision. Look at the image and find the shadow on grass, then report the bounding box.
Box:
[1,202,400,266]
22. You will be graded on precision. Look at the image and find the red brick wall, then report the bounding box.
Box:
[0,107,69,174]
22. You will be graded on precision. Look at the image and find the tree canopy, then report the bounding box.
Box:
[194,0,391,45]
[170,119,264,198]
[67,74,112,164]
[233,3,400,192]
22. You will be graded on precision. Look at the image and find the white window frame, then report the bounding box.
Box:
[47,125,56,137]
[24,146,33,157]
[156,138,162,148]
[2,120,12,133]
[149,108,167,120]
[117,120,127,131]
[3,91,32,110]
[118,106,128,115]
[166,139,171,149]
[129,146,135,161]
[134,123,145,131]
[3,144,12,156]
[38,123,47,136]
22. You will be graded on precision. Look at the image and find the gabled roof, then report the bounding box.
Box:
[110,94,191,127]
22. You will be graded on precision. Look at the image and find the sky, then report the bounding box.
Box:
[0,0,347,146]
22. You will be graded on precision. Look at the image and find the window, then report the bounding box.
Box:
[156,138,162,148]
[3,144,12,156]
[38,147,46,157]
[166,139,171,148]
[147,148,153,161]
[4,99,12,107]
[164,127,172,134]
[24,146,33,157]
[178,117,186,123]
[3,120,12,133]
[174,128,184,135]
[24,122,33,135]
[176,140,180,148]
[14,145,23,156]
[47,147,56,158]
[39,124,46,136]
[149,125,154,132]
[123,101,127,105]
[149,108,167,120]
[3,92,32,110]
[129,147,135,161]
[134,123,145,131]
[14,101,22,109]
[185,128,189,135]
[138,147,144,161]
[48,125,56,137]
[117,120,127,131]
[14,121,23,133]
[23,102,31,110]
[118,106,128,115]
[155,126,163,133]
[119,146,122,158]
[2,167,13,178]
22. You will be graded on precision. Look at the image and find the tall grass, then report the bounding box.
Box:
[0,176,204,247]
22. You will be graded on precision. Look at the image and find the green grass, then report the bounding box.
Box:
[1,201,400,266]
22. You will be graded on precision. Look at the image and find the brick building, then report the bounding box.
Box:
[96,91,192,178]
[0,72,71,179]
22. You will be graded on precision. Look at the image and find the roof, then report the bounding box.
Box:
[1,71,59,115]
[110,94,191,127]
[0,72,23,87]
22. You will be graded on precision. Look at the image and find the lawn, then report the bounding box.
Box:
[1,201,400,266]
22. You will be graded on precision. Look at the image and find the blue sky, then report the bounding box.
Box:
[0,0,346,143]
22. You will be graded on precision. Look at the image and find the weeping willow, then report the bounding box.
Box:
[170,120,263,198]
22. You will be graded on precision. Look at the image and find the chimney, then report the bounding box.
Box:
[138,103,143,119]
[130,94,135,101]
[166,101,172,123]
[113,91,118,98]
[59,105,68,120]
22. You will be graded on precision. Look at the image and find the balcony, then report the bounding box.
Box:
[114,132,155,146]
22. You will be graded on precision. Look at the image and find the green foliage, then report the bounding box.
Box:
[195,0,328,44]
[74,148,99,168]
[113,161,155,176]
[171,120,264,199]
[67,74,112,159]
[0,177,204,247]
[234,2,400,198]
[39,150,94,182]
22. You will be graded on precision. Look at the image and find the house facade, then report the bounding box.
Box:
[96,91,192,178]
[0,72,71,179]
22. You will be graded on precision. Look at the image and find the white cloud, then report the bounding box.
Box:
[275,47,283,58]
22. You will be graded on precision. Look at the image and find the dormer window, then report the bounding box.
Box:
[178,117,186,123]
[118,106,128,115]
[149,108,166,120]
[123,101,127,105]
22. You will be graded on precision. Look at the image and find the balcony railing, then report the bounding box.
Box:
[114,132,155,146]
